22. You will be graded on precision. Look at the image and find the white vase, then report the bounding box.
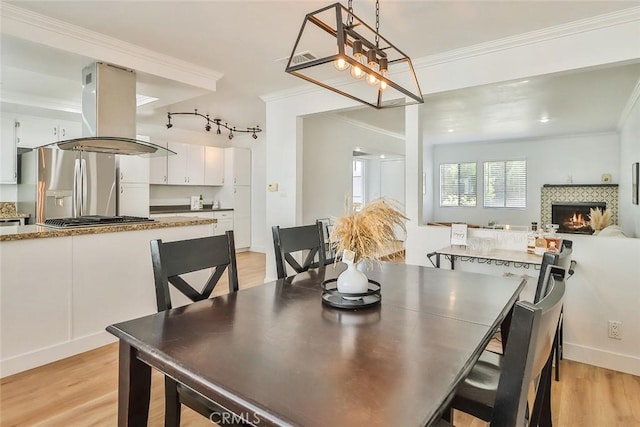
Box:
[337,260,369,296]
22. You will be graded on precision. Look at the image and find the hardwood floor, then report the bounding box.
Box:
[2,251,639,426]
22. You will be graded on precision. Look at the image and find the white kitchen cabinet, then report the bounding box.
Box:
[0,116,17,183]
[118,135,150,184]
[119,183,150,217]
[168,142,205,185]
[149,140,168,184]
[204,146,225,185]
[15,116,81,149]
[233,186,251,248]
[225,147,251,186]
[214,211,234,236]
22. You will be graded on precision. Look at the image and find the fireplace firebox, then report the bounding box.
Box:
[552,202,606,234]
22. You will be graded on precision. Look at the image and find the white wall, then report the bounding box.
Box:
[0,185,16,202]
[302,115,404,224]
[430,132,620,226]
[618,95,640,237]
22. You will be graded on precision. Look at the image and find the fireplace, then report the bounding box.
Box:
[552,202,606,234]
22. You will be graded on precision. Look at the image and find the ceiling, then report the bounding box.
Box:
[2,1,639,140]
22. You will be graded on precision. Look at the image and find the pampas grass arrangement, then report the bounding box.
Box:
[589,207,612,231]
[331,198,408,265]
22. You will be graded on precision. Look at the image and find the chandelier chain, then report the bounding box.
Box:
[375,0,380,48]
[347,0,353,27]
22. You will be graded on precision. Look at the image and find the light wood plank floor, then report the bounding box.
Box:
[2,251,639,426]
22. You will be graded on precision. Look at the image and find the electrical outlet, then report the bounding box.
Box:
[608,320,622,340]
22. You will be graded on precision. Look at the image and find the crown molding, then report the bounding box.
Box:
[412,6,640,70]
[328,114,405,141]
[618,76,640,130]
[0,4,223,91]
[262,6,640,103]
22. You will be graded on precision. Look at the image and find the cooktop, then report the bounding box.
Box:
[41,215,155,229]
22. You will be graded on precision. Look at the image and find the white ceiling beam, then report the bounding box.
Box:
[0,4,223,91]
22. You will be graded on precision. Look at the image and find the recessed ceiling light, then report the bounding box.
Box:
[380,154,386,159]
[447,129,455,133]
[539,117,550,123]
[521,80,530,84]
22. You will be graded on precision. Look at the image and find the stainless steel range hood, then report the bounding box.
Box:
[44,62,174,157]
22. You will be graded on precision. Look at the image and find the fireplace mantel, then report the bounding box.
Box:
[543,184,618,188]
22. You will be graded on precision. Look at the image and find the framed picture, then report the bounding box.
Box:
[633,162,639,205]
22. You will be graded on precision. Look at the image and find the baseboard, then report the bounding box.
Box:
[564,342,640,376]
[0,332,117,378]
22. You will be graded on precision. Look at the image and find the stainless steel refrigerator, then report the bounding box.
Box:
[18,147,116,224]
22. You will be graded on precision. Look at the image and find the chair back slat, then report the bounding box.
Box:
[150,231,239,311]
[273,224,326,279]
[491,268,566,427]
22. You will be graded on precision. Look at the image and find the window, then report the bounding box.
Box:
[439,162,477,207]
[483,160,527,208]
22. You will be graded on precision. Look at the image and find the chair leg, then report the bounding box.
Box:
[164,377,181,427]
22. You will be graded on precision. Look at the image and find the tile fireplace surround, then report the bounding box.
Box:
[541,184,618,228]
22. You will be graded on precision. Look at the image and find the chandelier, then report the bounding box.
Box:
[285,1,423,109]
[166,110,262,140]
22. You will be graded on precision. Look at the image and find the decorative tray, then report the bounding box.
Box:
[321,278,381,309]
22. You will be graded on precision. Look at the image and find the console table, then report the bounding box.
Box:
[428,245,543,270]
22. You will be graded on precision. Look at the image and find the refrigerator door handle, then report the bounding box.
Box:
[73,158,81,217]
[81,158,88,216]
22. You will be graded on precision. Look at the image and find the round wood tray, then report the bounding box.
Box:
[321,278,381,309]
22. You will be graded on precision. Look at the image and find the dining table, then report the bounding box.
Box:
[107,261,526,427]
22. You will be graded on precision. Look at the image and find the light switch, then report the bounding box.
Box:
[268,183,279,192]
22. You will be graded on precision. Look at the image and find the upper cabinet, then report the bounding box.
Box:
[204,146,225,186]
[226,147,251,186]
[15,116,81,149]
[167,142,204,186]
[1,116,17,184]
[149,140,168,185]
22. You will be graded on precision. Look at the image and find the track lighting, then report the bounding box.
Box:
[166,109,262,139]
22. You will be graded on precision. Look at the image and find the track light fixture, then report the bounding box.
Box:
[166,109,262,139]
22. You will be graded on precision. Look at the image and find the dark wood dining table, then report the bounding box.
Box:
[107,262,526,427]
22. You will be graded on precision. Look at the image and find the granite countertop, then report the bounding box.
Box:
[0,217,216,242]
[150,204,234,214]
[0,202,29,220]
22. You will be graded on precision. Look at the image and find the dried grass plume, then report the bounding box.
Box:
[331,198,408,264]
[588,207,612,231]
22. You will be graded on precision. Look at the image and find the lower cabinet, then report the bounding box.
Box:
[119,183,150,217]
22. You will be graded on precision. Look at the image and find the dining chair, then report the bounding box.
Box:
[316,217,339,264]
[272,223,327,279]
[552,239,574,381]
[150,231,245,427]
[445,265,566,427]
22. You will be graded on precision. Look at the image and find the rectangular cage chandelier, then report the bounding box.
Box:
[285,1,423,109]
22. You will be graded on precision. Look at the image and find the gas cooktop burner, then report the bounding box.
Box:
[41,215,155,228]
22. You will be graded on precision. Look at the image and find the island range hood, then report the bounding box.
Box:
[44,62,174,156]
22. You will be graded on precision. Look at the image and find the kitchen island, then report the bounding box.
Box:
[0,217,216,376]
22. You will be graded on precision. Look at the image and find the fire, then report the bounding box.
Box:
[567,212,588,229]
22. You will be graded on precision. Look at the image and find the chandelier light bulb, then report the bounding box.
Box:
[366,72,379,86]
[351,64,365,79]
[333,56,350,71]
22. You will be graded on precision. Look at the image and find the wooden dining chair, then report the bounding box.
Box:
[272,223,327,279]
[150,231,245,427]
[445,265,566,427]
